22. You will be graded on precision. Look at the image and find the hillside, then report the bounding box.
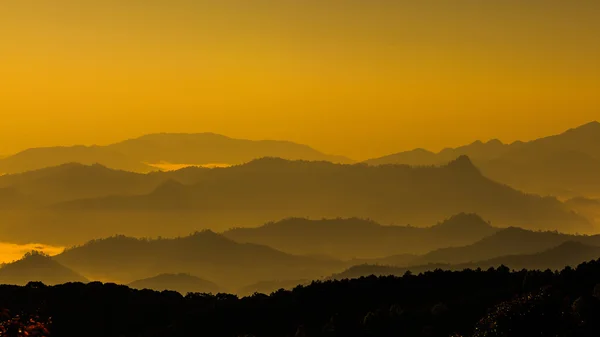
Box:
[128,273,221,295]
[54,156,590,234]
[0,133,351,175]
[224,213,497,259]
[54,231,342,291]
[365,121,600,198]
[0,251,88,285]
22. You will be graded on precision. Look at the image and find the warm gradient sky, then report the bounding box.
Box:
[1,0,599,160]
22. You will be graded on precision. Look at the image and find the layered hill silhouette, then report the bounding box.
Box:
[52,156,589,234]
[413,227,600,265]
[54,231,341,291]
[332,241,600,281]
[0,251,88,285]
[224,213,498,259]
[365,121,600,198]
[128,273,221,295]
[0,133,352,174]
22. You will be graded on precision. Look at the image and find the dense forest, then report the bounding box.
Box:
[3,260,600,337]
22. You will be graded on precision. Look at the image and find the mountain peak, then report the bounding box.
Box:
[445,155,480,173]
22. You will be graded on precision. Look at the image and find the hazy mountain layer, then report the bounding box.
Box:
[365,121,600,198]
[332,240,600,282]
[52,156,589,234]
[0,133,352,174]
[224,213,497,259]
[54,231,342,291]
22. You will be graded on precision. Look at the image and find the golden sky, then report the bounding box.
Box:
[1,0,599,160]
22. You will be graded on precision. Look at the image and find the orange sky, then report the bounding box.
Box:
[1,0,599,160]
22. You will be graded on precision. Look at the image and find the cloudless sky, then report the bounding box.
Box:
[1,0,599,160]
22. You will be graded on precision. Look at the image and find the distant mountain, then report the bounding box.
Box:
[464,241,600,271]
[224,213,498,259]
[0,146,154,174]
[365,121,600,198]
[128,273,221,295]
[0,251,87,285]
[54,231,341,291]
[108,133,353,166]
[0,133,352,174]
[331,241,600,280]
[54,157,590,234]
[414,227,600,265]
[0,163,165,204]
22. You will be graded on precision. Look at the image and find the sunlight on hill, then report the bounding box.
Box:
[147,162,231,171]
[0,243,64,264]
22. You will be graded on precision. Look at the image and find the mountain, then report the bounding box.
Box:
[54,157,590,234]
[0,163,166,205]
[128,273,221,295]
[224,213,498,259]
[0,133,352,174]
[465,241,600,271]
[0,251,88,285]
[0,145,154,175]
[54,231,342,291]
[331,241,600,281]
[414,227,600,265]
[108,133,353,166]
[365,121,600,198]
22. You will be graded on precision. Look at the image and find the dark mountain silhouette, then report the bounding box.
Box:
[365,121,600,198]
[332,241,600,281]
[0,251,87,285]
[0,133,352,175]
[53,157,590,234]
[128,273,221,295]
[224,213,497,259]
[54,231,342,291]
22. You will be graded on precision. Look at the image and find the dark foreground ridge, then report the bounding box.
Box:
[4,260,600,337]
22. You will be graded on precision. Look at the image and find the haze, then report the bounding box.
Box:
[2,0,600,160]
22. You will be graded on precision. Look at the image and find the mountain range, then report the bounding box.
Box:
[332,241,600,281]
[53,231,341,291]
[0,156,589,245]
[0,133,352,175]
[365,121,600,198]
[223,213,498,259]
